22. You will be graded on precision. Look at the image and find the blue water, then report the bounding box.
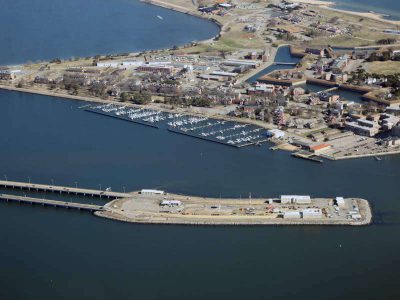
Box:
[247,45,301,83]
[0,0,219,65]
[1,90,400,300]
[305,83,365,103]
[1,1,400,299]
[325,0,400,20]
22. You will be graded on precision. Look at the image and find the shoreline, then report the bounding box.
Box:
[297,0,400,25]
[2,84,398,161]
[140,0,223,44]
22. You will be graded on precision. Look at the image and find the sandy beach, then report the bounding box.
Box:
[296,0,400,25]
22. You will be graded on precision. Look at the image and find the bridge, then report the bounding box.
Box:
[316,87,339,94]
[0,194,103,212]
[0,180,131,199]
[272,62,297,66]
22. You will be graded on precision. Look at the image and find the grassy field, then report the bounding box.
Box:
[364,61,400,75]
[307,6,398,47]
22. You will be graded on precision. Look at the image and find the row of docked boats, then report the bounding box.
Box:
[84,103,268,147]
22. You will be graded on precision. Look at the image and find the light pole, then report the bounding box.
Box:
[99,184,102,191]
[75,181,78,189]
[28,177,31,184]
[123,186,126,193]
[51,179,54,186]
[4,174,7,181]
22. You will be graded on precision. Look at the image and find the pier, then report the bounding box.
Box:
[0,194,103,212]
[0,180,131,199]
[292,151,323,163]
[85,107,160,129]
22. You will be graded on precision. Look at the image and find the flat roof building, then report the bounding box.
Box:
[160,200,182,206]
[309,143,331,155]
[283,211,302,219]
[335,197,346,207]
[281,195,311,204]
[302,208,322,219]
[140,189,165,195]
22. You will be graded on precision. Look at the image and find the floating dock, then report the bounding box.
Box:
[83,104,269,148]
[168,127,268,148]
[85,107,160,129]
[167,127,239,148]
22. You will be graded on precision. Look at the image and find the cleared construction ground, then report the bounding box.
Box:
[95,191,372,226]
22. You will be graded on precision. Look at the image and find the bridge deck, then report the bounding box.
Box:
[0,180,131,199]
[0,194,103,211]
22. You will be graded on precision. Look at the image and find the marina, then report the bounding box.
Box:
[85,104,162,128]
[84,103,269,148]
[2,0,400,298]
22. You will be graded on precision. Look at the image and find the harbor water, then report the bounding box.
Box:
[1,90,400,300]
[0,0,219,65]
[324,0,400,20]
[1,0,400,299]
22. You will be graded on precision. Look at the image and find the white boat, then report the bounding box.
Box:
[157,15,163,20]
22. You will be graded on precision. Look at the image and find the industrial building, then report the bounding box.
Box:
[222,59,259,69]
[345,121,379,137]
[137,65,174,74]
[283,211,301,219]
[335,197,346,207]
[280,195,312,204]
[160,200,182,207]
[301,208,322,219]
[140,189,165,195]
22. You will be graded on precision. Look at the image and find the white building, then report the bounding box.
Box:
[96,62,119,68]
[267,129,285,139]
[335,197,346,207]
[302,208,322,219]
[140,189,165,195]
[283,211,301,219]
[121,61,144,68]
[160,200,182,207]
[280,195,311,204]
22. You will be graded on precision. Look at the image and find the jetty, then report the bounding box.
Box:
[85,107,160,129]
[0,194,103,212]
[0,180,131,199]
[292,151,323,163]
